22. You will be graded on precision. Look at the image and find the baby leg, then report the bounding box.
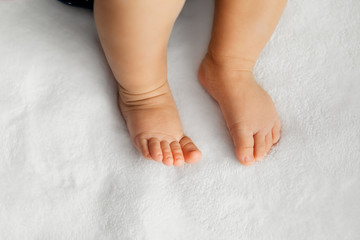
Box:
[94,0,201,166]
[199,0,287,165]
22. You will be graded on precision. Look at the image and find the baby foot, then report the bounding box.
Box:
[118,81,201,166]
[198,53,281,166]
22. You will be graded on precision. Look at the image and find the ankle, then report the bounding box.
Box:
[118,80,170,107]
[205,49,256,73]
[198,51,257,100]
[199,51,255,84]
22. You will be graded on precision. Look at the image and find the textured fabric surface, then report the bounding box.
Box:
[1,0,360,239]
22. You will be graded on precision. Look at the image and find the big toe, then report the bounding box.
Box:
[180,136,202,164]
[230,127,255,166]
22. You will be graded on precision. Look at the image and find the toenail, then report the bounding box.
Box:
[244,156,253,163]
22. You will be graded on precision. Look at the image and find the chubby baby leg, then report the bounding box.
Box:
[199,0,286,165]
[94,0,201,166]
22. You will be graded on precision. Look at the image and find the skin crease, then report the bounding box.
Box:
[94,0,287,166]
[198,0,287,165]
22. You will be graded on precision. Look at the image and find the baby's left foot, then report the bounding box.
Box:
[198,53,281,166]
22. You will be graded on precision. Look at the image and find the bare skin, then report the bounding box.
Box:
[199,0,286,165]
[94,0,201,166]
[94,0,286,166]
[198,54,281,165]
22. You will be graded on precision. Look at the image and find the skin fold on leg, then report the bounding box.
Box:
[94,0,201,166]
[198,0,287,165]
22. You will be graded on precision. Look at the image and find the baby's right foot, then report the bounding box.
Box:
[118,81,201,166]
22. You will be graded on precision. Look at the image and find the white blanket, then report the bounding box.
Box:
[1,0,360,239]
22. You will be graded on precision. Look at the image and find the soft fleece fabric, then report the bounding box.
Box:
[1,0,360,239]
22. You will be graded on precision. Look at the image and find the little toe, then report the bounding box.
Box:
[160,141,173,166]
[179,136,202,164]
[170,141,185,167]
[265,132,273,155]
[137,137,151,160]
[231,128,255,165]
[148,138,163,162]
[272,120,281,144]
[254,132,266,161]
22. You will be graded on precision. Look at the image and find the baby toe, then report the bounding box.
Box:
[231,128,255,165]
[148,138,163,162]
[254,132,266,161]
[179,136,202,164]
[265,132,273,155]
[160,140,173,166]
[137,137,152,160]
[272,120,281,144]
[170,141,185,167]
